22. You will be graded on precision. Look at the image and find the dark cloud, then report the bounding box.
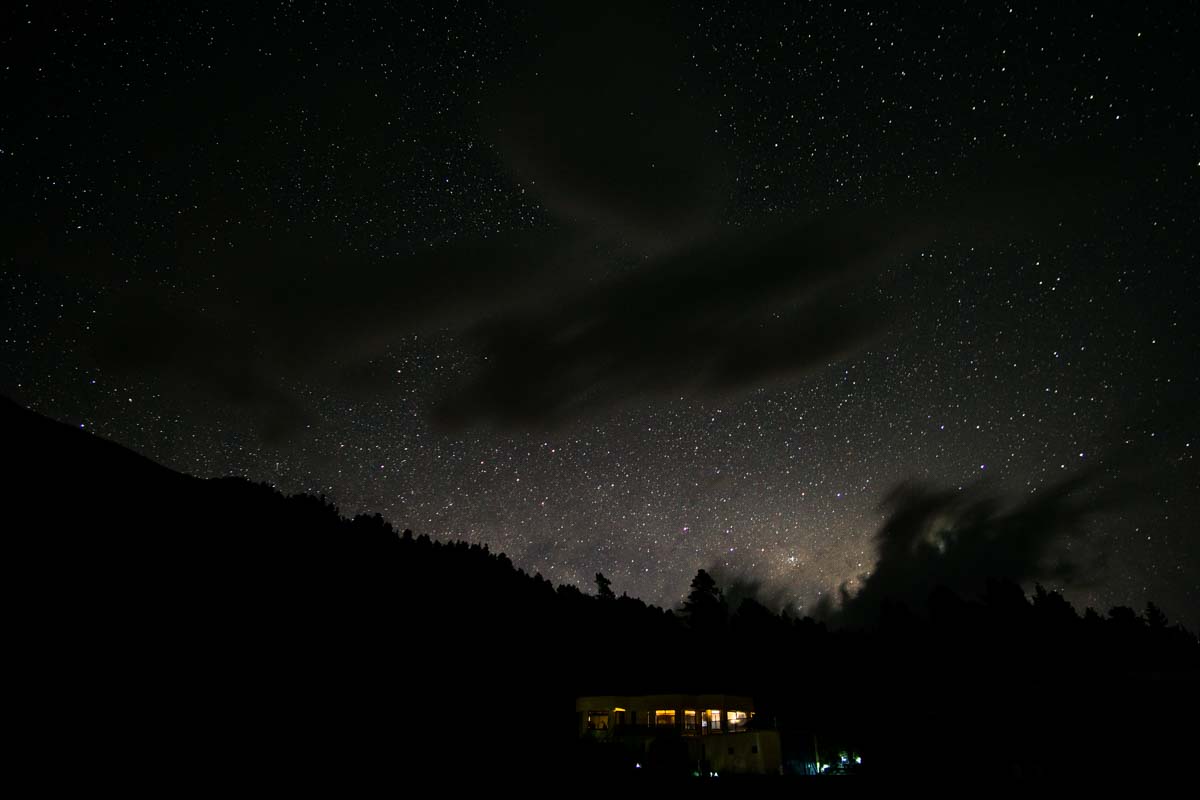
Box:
[433,210,923,428]
[431,133,1142,429]
[87,229,586,439]
[816,469,1124,628]
[91,289,314,444]
[84,139,1136,439]
[709,567,802,619]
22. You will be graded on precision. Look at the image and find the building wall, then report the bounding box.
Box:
[698,731,782,775]
[575,694,780,775]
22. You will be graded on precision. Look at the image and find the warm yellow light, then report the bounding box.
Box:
[613,707,626,712]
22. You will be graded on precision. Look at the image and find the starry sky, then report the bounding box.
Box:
[3,2,1197,623]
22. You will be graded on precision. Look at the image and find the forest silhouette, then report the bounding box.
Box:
[5,396,1196,783]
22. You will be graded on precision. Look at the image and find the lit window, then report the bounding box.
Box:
[704,709,721,731]
[684,710,697,732]
[727,710,748,730]
[655,710,676,727]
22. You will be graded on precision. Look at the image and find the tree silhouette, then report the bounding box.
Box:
[1108,605,1143,628]
[594,572,615,601]
[682,568,727,633]
[1145,601,1168,631]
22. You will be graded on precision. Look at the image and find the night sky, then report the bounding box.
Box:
[4,2,1197,623]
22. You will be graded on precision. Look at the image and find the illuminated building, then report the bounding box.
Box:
[576,694,782,775]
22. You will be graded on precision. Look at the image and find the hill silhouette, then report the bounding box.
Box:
[4,396,1197,784]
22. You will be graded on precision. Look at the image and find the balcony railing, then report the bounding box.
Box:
[588,721,755,737]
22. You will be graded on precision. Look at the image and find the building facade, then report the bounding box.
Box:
[576,694,781,775]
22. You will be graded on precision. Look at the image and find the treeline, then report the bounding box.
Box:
[5,395,1198,782]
